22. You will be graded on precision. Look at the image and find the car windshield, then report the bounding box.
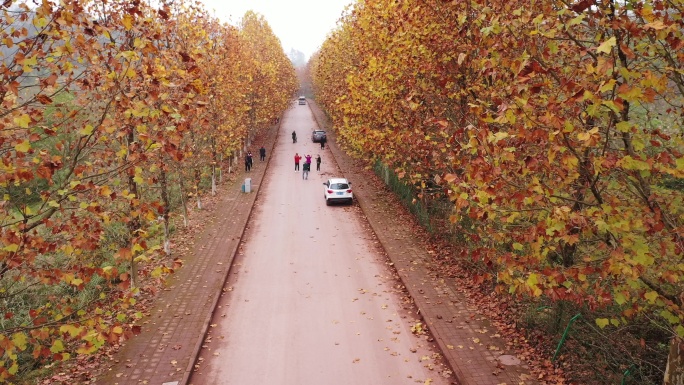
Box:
[330,183,349,190]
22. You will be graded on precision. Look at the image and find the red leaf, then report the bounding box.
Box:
[571,0,596,13]
[35,94,53,104]
[43,73,58,86]
[8,81,19,95]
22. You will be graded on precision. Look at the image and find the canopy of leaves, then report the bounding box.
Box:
[0,0,295,381]
[311,0,684,350]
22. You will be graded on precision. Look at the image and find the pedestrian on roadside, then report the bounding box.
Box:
[316,154,321,171]
[292,131,297,143]
[302,154,312,179]
[259,146,266,161]
[294,152,301,171]
[245,152,253,172]
[320,135,327,149]
[302,161,310,179]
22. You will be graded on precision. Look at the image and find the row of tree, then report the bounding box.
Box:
[311,0,683,381]
[0,0,296,380]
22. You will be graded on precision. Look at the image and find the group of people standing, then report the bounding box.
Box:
[244,129,326,178]
[294,153,321,180]
[245,146,267,172]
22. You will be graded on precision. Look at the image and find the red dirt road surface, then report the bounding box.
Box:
[189,103,453,385]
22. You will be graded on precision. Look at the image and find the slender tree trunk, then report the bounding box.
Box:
[159,162,171,256]
[194,168,202,209]
[126,130,140,290]
[179,172,189,228]
[219,153,223,183]
[211,166,216,196]
[665,337,684,385]
[211,138,217,196]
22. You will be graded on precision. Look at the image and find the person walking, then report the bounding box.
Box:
[316,154,321,171]
[302,161,310,180]
[294,152,301,172]
[259,146,266,161]
[320,135,327,149]
[292,131,297,143]
[245,152,253,172]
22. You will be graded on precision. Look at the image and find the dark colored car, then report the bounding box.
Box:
[312,130,326,143]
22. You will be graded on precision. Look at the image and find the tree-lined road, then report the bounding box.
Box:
[189,102,450,385]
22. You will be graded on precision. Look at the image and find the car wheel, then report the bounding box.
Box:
[325,198,331,206]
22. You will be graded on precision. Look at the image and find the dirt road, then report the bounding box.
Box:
[189,102,451,385]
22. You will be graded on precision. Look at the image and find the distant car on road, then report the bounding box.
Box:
[323,178,353,206]
[298,96,306,105]
[312,130,326,143]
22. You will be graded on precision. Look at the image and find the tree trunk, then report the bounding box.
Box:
[228,154,232,174]
[211,166,216,196]
[211,138,217,196]
[219,153,223,183]
[126,130,140,290]
[179,173,189,228]
[194,168,202,209]
[159,163,171,256]
[665,337,684,385]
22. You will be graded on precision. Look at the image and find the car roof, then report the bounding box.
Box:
[328,178,348,183]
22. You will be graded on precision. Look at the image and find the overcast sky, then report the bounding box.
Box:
[196,0,355,60]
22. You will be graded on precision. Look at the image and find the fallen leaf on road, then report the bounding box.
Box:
[411,322,425,335]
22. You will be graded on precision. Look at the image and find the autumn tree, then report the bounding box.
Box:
[0,0,295,381]
[312,0,684,382]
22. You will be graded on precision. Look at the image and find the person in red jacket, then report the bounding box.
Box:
[294,153,302,171]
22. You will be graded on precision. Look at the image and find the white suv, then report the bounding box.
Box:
[323,178,353,206]
[298,96,306,105]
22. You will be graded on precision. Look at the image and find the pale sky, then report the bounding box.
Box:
[197,0,355,60]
